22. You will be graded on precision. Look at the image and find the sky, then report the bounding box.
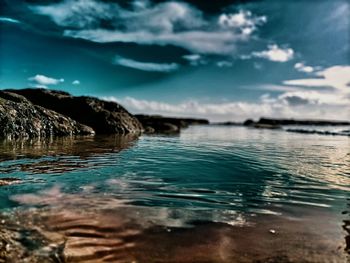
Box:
[0,0,349,121]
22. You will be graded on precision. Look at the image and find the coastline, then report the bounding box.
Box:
[1,88,349,140]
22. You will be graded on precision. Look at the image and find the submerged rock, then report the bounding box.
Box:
[0,93,95,139]
[6,89,143,135]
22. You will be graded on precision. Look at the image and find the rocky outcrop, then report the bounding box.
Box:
[6,89,143,135]
[247,118,350,126]
[243,117,350,130]
[135,115,209,134]
[286,128,350,137]
[0,89,210,137]
[215,121,242,126]
[243,119,255,126]
[243,119,281,129]
[0,92,95,139]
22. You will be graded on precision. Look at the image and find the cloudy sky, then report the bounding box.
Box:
[1,0,349,121]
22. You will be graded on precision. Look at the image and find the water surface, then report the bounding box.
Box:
[0,126,349,262]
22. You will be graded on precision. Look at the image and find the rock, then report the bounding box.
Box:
[135,114,209,134]
[253,123,281,129]
[6,89,143,135]
[0,93,95,139]
[286,128,350,137]
[0,91,29,104]
[144,126,155,134]
[243,119,281,129]
[243,119,254,126]
[0,219,55,263]
[215,121,242,126]
[243,117,350,130]
[151,122,180,134]
[256,118,350,126]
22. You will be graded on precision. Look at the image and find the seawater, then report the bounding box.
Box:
[0,125,349,262]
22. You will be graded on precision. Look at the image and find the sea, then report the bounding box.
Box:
[0,125,349,262]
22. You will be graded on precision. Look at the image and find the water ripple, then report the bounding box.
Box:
[0,126,349,213]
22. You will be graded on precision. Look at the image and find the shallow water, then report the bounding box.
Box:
[0,126,349,262]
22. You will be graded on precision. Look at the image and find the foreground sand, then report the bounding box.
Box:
[1,187,349,263]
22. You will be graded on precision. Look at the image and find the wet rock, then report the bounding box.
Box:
[0,94,94,139]
[135,114,209,134]
[6,89,143,135]
[269,229,276,234]
[0,221,54,263]
[145,122,180,134]
[144,126,155,134]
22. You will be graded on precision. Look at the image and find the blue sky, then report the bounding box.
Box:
[0,0,349,121]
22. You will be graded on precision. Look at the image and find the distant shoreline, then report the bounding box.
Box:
[0,88,349,139]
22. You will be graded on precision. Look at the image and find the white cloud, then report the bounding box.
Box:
[278,91,349,106]
[217,61,233,68]
[294,62,314,73]
[30,0,267,55]
[182,54,201,61]
[30,84,49,89]
[102,91,350,122]
[65,29,243,54]
[248,84,302,92]
[72,80,80,85]
[218,10,267,36]
[182,54,207,66]
[28,74,64,88]
[0,17,20,23]
[284,65,350,92]
[104,96,276,121]
[99,64,349,122]
[113,56,179,72]
[251,44,294,62]
[29,0,115,28]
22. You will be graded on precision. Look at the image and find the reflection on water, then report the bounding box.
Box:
[0,126,349,262]
[0,135,137,174]
[0,134,138,160]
